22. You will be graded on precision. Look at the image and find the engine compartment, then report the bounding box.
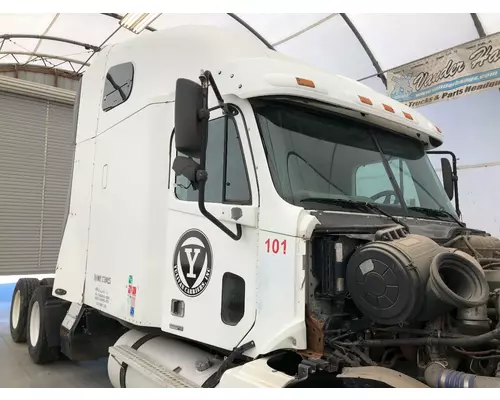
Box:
[305,225,500,387]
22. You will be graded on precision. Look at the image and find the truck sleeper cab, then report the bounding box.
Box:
[9,24,500,389]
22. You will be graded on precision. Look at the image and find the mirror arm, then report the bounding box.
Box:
[200,70,234,116]
[207,104,225,113]
[196,70,242,241]
[200,70,224,106]
[197,173,243,241]
[427,150,461,219]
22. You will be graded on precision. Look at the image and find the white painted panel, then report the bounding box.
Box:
[53,138,95,301]
[83,103,171,326]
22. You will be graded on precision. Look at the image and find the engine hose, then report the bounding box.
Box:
[374,327,469,338]
[449,235,482,259]
[425,362,500,388]
[479,258,500,265]
[494,294,500,328]
[442,235,463,247]
[335,327,500,348]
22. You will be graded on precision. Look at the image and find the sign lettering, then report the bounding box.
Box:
[387,32,500,108]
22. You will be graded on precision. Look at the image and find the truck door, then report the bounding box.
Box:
[163,108,259,351]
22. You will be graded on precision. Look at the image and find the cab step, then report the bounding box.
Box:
[109,344,198,388]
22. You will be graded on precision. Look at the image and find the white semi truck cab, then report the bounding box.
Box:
[8,24,500,388]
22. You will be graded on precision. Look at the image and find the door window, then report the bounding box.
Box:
[175,116,251,204]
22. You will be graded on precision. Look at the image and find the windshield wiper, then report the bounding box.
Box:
[408,206,465,227]
[300,197,410,232]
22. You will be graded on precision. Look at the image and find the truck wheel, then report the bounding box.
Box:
[40,278,54,287]
[27,287,60,364]
[10,278,40,343]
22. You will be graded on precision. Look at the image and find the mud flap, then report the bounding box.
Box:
[60,303,127,361]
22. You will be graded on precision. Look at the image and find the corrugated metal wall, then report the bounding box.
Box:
[0,88,75,275]
[0,68,80,92]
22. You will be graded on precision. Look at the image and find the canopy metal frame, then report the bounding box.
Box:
[0,13,495,83]
[0,34,100,52]
[0,50,90,66]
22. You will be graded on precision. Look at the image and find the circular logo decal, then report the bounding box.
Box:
[173,229,213,297]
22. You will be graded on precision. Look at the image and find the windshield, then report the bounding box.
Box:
[251,99,458,222]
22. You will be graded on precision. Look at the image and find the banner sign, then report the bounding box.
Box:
[387,32,500,108]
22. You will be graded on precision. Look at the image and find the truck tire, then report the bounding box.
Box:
[10,278,40,343]
[40,278,54,287]
[26,286,60,364]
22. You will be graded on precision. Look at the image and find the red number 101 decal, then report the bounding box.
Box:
[265,238,287,255]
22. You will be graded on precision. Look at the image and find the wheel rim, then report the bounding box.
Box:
[11,290,21,329]
[29,301,41,347]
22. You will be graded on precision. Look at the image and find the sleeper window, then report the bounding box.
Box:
[102,63,134,112]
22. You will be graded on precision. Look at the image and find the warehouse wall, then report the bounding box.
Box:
[0,76,76,276]
[0,66,81,92]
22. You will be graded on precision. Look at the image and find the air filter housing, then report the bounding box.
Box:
[345,234,489,325]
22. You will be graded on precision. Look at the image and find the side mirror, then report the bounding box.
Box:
[172,156,200,185]
[427,150,461,219]
[174,78,206,159]
[173,70,242,241]
[441,157,454,200]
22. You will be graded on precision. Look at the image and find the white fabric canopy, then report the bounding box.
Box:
[1,13,499,233]
[1,13,499,80]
